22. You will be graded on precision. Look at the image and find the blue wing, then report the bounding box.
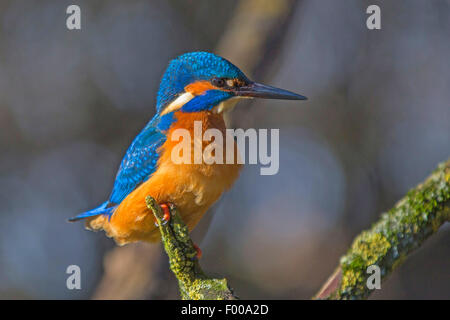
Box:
[69,115,167,221]
[109,116,167,204]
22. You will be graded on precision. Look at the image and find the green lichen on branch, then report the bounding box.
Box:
[316,159,450,300]
[145,196,237,300]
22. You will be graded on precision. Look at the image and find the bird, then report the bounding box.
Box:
[69,51,306,246]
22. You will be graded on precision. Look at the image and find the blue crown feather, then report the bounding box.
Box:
[156,52,247,114]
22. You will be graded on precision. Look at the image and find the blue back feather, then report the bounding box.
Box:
[109,115,166,204]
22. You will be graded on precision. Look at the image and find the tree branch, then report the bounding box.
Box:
[149,160,449,300]
[315,159,450,299]
[146,196,238,300]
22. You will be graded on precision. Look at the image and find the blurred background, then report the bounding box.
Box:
[0,0,449,299]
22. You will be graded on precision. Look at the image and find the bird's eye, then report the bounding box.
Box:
[212,77,226,87]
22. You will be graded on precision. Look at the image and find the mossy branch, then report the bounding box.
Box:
[146,159,449,300]
[145,196,238,300]
[315,159,450,299]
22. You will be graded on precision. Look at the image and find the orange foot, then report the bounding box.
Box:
[193,243,202,259]
[154,203,171,227]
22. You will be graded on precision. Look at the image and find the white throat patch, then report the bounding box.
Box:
[161,93,248,116]
[212,97,244,114]
[160,92,195,116]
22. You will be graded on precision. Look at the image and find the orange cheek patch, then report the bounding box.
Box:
[185,81,217,95]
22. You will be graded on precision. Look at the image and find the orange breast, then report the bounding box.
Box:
[87,111,242,245]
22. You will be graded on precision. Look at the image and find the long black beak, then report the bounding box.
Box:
[235,82,307,100]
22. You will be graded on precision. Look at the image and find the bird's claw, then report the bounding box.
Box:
[154,203,171,227]
[193,243,202,259]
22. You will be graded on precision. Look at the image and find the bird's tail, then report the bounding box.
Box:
[68,201,115,222]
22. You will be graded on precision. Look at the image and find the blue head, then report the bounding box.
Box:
[156,52,306,129]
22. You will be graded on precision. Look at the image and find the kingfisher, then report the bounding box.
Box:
[69,52,306,246]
